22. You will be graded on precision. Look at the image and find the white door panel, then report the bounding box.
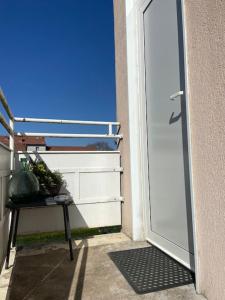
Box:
[144,0,194,268]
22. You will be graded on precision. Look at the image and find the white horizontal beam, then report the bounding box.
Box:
[0,113,14,136]
[17,150,120,154]
[50,167,123,173]
[15,132,123,139]
[0,88,14,120]
[14,117,120,126]
[74,196,124,205]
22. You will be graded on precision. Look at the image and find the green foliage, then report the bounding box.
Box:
[29,160,66,196]
[17,226,122,245]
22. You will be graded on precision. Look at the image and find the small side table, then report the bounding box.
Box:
[5,195,74,269]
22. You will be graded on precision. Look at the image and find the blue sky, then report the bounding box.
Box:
[0,0,116,146]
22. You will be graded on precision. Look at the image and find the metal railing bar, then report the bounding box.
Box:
[0,113,14,136]
[22,198,124,209]
[14,117,120,126]
[49,167,123,173]
[17,150,120,154]
[0,89,14,120]
[0,142,11,152]
[73,197,124,205]
[15,132,123,139]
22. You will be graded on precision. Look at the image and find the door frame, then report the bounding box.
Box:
[125,0,199,288]
[142,0,194,270]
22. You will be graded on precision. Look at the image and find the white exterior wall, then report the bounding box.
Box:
[15,151,122,234]
[0,143,10,269]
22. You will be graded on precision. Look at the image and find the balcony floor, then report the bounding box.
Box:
[0,233,205,300]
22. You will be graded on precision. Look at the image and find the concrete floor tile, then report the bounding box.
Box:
[0,233,205,300]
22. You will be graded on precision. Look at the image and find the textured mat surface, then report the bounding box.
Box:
[109,246,194,294]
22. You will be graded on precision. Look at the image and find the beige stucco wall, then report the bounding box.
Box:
[114,0,225,297]
[113,0,133,238]
[184,1,225,299]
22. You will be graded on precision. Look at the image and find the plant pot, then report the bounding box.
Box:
[48,184,62,196]
[9,170,40,203]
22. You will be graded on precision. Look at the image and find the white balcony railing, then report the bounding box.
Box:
[0,89,14,171]
[16,151,122,234]
[0,89,12,268]
[1,87,123,165]
[0,88,123,238]
[14,117,122,139]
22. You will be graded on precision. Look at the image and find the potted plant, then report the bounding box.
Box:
[8,158,40,203]
[29,160,66,196]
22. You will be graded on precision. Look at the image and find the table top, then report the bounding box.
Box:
[6,194,73,209]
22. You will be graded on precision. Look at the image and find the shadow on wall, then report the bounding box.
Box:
[13,151,88,234]
[6,240,89,300]
[0,214,10,272]
[176,0,195,270]
[167,0,195,270]
[16,151,73,197]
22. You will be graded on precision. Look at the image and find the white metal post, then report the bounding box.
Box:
[9,119,14,172]
[108,124,113,135]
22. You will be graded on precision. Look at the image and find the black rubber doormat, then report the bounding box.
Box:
[109,246,194,294]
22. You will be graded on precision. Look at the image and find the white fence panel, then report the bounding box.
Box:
[0,143,10,269]
[15,151,122,234]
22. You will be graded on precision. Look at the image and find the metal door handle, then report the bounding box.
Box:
[170,91,183,100]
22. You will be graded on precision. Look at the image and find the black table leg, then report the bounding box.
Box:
[62,205,68,241]
[12,209,20,247]
[64,205,74,261]
[5,209,16,269]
